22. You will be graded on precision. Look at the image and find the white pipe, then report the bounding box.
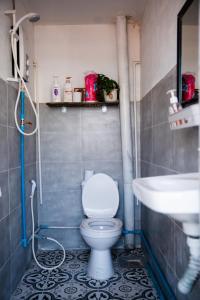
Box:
[116,16,135,248]
[133,62,141,206]
[133,62,141,180]
[33,61,43,205]
[12,11,18,81]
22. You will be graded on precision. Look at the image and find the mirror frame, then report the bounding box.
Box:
[177,0,196,105]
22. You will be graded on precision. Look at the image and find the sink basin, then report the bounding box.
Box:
[132,173,200,224]
[133,173,200,294]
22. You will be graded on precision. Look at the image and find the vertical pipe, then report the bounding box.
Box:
[20,87,27,247]
[33,61,43,205]
[116,16,135,248]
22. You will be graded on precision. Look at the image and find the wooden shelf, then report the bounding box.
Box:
[46,101,119,108]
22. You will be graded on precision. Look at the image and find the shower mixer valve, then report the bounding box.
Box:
[20,120,33,126]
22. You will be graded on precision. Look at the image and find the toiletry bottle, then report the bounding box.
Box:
[167,89,179,114]
[167,89,182,127]
[64,77,73,102]
[52,76,61,102]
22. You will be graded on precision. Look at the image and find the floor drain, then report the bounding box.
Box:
[119,257,145,268]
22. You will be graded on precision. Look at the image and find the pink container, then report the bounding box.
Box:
[85,72,98,102]
[182,73,195,102]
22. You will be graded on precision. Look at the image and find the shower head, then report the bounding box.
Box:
[29,13,40,23]
[12,12,40,34]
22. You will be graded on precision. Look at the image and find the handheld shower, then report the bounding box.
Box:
[12,13,40,34]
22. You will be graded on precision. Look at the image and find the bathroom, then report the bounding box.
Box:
[0,0,199,299]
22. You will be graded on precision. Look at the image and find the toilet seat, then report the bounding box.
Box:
[80,218,122,238]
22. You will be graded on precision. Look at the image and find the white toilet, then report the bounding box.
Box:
[80,173,123,281]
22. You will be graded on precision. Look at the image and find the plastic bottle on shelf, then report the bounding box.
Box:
[167,89,183,128]
[52,76,61,102]
[64,77,73,102]
[167,89,180,114]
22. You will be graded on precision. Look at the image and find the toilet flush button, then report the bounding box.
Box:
[100,226,103,230]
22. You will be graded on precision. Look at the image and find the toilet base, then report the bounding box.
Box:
[88,249,114,281]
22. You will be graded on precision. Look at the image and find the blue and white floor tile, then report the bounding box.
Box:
[11,249,160,300]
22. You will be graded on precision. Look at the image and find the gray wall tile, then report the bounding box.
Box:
[0,260,11,300]
[152,69,174,125]
[141,128,153,162]
[140,66,199,299]
[39,189,83,227]
[140,91,152,129]
[41,132,81,162]
[8,84,19,128]
[24,134,36,165]
[0,171,9,221]
[0,79,37,298]
[81,107,121,133]
[152,123,173,169]
[40,105,81,134]
[9,167,21,212]
[10,244,32,293]
[0,125,8,171]
[0,79,7,126]
[39,105,124,250]
[39,228,87,249]
[82,131,122,161]
[10,207,21,254]
[173,127,198,173]
[174,223,189,279]
[8,127,20,169]
[42,162,82,192]
[0,216,10,269]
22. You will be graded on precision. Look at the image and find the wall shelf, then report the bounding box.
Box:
[46,101,119,108]
[169,103,200,130]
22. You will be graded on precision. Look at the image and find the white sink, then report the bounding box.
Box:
[133,173,200,294]
[132,173,200,226]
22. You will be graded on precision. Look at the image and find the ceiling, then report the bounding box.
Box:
[23,0,146,25]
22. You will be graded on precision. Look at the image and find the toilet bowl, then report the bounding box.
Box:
[80,173,123,280]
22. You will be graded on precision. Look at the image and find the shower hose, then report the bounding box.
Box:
[11,31,66,270]
[30,180,66,270]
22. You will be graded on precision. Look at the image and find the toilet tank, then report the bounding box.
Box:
[81,177,118,190]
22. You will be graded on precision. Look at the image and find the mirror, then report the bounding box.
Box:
[177,0,199,106]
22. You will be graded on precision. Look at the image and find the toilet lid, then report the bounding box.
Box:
[82,173,119,218]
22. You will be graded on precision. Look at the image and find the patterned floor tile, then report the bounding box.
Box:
[11,249,160,300]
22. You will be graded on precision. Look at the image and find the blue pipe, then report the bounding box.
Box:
[20,89,28,248]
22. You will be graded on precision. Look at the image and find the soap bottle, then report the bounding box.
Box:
[52,76,61,102]
[167,89,180,114]
[64,77,73,102]
[167,89,183,127]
